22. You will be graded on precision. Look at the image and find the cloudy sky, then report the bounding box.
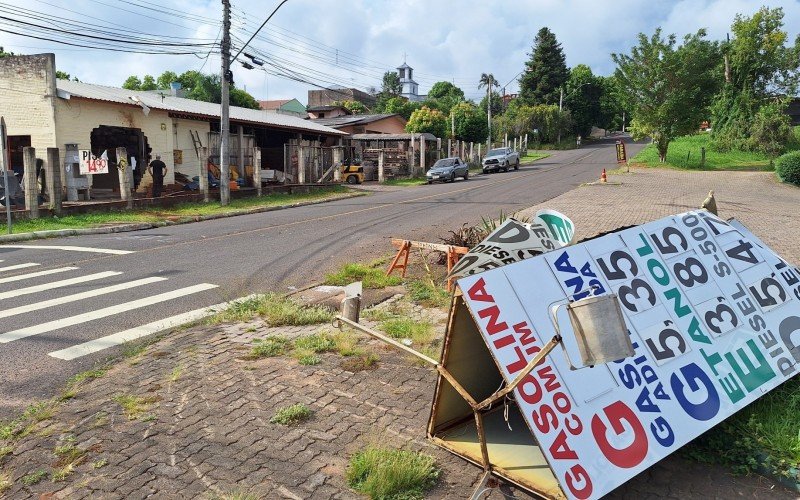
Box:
[1,0,799,104]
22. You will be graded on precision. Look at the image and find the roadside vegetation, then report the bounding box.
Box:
[775,149,800,186]
[347,446,439,500]
[9,186,358,234]
[519,151,550,163]
[270,403,312,426]
[381,177,427,186]
[207,293,333,327]
[632,133,771,170]
[324,260,402,289]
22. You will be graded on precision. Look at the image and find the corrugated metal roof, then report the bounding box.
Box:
[313,114,403,128]
[56,80,346,136]
[350,132,438,141]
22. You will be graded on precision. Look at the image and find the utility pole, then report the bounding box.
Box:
[219,0,232,206]
[557,87,563,144]
[486,75,492,152]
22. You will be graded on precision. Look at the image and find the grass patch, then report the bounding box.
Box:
[293,350,322,366]
[291,332,337,365]
[0,471,10,493]
[324,262,402,289]
[331,330,362,357]
[68,368,107,386]
[51,464,74,483]
[684,377,800,478]
[247,336,292,359]
[91,458,108,469]
[519,152,550,163]
[169,365,183,382]
[382,177,427,186]
[270,403,312,426]
[0,402,57,441]
[112,394,159,420]
[379,318,434,345]
[9,186,356,234]
[347,446,439,500]
[208,491,261,500]
[406,280,450,309]
[632,133,771,171]
[53,442,86,468]
[340,353,379,372]
[208,294,333,327]
[22,470,47,486]
[362,307,396,322]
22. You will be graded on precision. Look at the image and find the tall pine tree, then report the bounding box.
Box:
[519,27,570,106]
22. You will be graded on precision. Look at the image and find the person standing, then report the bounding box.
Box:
[148,154,167,197]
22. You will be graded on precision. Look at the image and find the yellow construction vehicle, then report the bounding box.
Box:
[340,159,364,184]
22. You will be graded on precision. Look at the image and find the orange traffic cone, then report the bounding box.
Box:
[600,168,607,183]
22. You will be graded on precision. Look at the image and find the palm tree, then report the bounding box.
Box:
[478,73,498,147]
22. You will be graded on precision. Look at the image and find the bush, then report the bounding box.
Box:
[775,151,800,186]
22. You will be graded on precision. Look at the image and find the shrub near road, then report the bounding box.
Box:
[775,150,800,186]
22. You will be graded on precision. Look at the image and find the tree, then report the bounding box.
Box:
[426,81,465,114]
[381,71,402,95]
[597,76,625,132]
[613,28,720,162]
[478,73,499,142]
[519,27,570,105]
[333,100,367,114]
[55,70,79,81]
[479,92,503,117]
[711,7,800,151]
[563,64,602,138]
[749,99,793,157]
[0,47,14,57]
[122,76,143,90]
[451,102,488,143]
[120,70,260,110]
[405,106,448,138]
[376,96,420,120]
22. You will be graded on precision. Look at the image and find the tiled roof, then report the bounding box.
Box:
[258,99,291,110]
[56,80,346,136]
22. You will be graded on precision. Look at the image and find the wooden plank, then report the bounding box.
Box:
[391,238,468,254]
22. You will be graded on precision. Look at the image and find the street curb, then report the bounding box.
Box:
[0,191,367,243]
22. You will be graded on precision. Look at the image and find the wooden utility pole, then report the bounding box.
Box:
[199,146,209,202]
[0,117,12,233]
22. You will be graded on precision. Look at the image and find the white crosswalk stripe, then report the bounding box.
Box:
[0,276,167,320]
[0,263,40,273]
[0,271,123,301]
[0,267,78,284]
[0,283,219,344]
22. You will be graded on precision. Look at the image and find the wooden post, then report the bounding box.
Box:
[297,141,306,184]
[478,144,482,161]
[436,137,442,161]
[524,134,528,154]
[419,135,426,174]
[23,147,38,218]
[378,149,385,183]
[116,147,132,209]
[447,139,451,159]
[469,142,474,162]
[254,147,262,196]
[46,148,62,215]
[199,146,209,202]
[460,141,465,160]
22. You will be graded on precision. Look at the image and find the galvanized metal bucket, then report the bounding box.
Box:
[551,293,634,369]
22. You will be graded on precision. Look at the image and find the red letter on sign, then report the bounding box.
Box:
[468,277,494,303]
[565,464,593,499]
[478,305,508,335]
[591,401,648,469]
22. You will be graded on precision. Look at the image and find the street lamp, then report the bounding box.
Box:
[557,82,594,143]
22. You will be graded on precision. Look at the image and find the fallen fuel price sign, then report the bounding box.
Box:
[428,210,800,499]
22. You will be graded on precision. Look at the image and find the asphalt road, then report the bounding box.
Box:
[0,137,643,418]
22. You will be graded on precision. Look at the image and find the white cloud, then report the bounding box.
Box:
[0,0,798,104]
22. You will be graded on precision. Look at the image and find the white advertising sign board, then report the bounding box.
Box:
[78,150,109,175]
[449,210,575,279]
[458,211,800,499]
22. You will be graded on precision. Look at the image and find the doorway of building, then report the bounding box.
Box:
[7,135,31,181]
[89,126,150,192]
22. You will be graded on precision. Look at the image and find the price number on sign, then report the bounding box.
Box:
[639,320,690,365]
[748,275,789,312]
[695,297,740,338]
[596,250,657,314]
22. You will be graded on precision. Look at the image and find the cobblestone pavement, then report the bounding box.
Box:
[1,167,798,499]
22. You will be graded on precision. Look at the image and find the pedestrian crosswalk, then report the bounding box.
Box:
[0,261,220,360]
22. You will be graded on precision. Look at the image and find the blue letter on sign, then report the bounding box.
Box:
[670,363,720,421]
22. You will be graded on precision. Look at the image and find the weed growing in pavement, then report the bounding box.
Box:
[68,368,107,387]
[53,442,86,468]
[92,412,109,429]
[270,403,312,426]
[247,337,291,359]
[331,329,361,357]
[362,307,396,322]
[58,389,76,402]
[324,262,403,289]
[347,446,439,499]
[208,490,261,500]
[50,464,74,482]
[121,341,148,359]
[209,294,333,327]
[340,353,379,372]
[91,458,108,469]
[112,394,159,420]
[0,445,12,460]
[169,365,183,382]
[379,318,434,345]
[294,332,336,353]
[21,470,47,486]
[406,280,450,309]
[0,471,10,492]
[294,351,322,366]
